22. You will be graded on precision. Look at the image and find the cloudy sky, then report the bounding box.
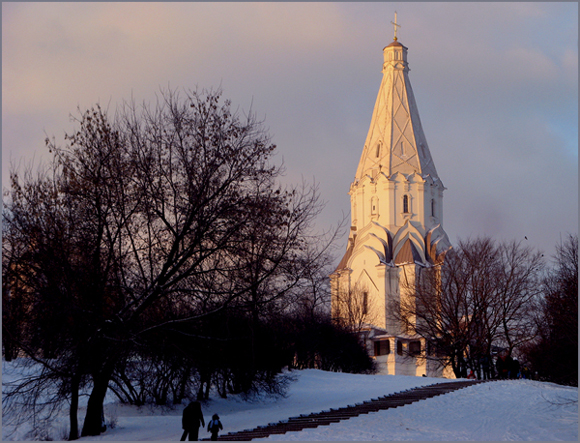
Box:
[2,2,577,262]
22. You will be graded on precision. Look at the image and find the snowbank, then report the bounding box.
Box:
[2,363,577,441]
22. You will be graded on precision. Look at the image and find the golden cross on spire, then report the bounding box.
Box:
[391,11,401,41]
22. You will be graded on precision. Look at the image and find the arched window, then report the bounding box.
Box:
[431,198,435,217]
[376,142,381,158]
[403,195,409,213]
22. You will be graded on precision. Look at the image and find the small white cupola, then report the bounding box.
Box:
[383,40,409,72]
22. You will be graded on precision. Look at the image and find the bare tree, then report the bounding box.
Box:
[524,234,578,385]
[291,248,338,321]
[492,241,544,354]
[2,157,97,440]
[2,88,339,437]
[332,283,380,336]
[394,237,544,378]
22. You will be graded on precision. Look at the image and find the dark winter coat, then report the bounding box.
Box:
[208,415,223,439]
[511,359,521,379]
[496,354,513,379]
[480,355,490,370]
[182,401,205,431]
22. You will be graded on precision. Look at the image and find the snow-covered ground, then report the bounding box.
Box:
[3,362,578,441]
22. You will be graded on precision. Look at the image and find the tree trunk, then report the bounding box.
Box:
[81,371,111,436]
[197,369,211,401]
[69,373,81,440]
[204,379,210,400]
[175,367,190,404]
[451,352,461,378]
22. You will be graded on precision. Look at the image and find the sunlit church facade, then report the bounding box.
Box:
[330,27,453,377]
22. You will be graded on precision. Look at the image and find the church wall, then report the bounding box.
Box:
[375,264,388,332]
[418,181,444,230]
[348,245,387,329]
[393,180,403,229]
[356,186,364,228]
[425,185,434,226]
[398,264,418,333]
[369,334,453,377]
[383,267,400,335]
[373,343,398,375]
[373,355,390,375]
[383,180,395,228]
[411,181,425,229]
[436,186,444,225]
[351,172,446,238]
[330,268,354,322]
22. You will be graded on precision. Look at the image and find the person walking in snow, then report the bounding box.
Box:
[480,354,491,380]
[511,358,521,379]
[207,413,223,441]
[181,401,205,441]
[496,350,513,379]
[521,365,531,379]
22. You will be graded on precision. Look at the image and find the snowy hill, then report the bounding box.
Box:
[3,365,577,441]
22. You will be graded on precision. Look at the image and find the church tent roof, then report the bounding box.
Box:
[333,237,354,273]
[354,35,439,181]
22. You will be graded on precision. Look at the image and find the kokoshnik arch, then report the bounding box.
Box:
[330,17,453,377]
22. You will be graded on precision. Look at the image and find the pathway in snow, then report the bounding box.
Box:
[203,379,491,441]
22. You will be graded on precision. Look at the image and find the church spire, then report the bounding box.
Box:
[354,21,439,182]
[331,23,451,378]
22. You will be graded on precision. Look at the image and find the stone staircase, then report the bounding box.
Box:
[203,379,490,441]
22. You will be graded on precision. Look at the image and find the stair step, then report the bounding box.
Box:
[203,379,493,441]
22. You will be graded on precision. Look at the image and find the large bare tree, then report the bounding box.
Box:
[394,237,544,378]
[2,88,337,438]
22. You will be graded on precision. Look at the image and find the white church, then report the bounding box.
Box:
[330,21,453,377]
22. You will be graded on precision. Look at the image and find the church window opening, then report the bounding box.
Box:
[409,341,421,356]
[431,198,435,217]
[403,195,409,213]
[397,340,403,355]
[427,340,439,356]
[362,291,368,316]
[374,340,390,356]
[376,142,381,158]
[371,196,378,215]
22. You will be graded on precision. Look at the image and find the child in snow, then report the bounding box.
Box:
[207,413,223,441]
